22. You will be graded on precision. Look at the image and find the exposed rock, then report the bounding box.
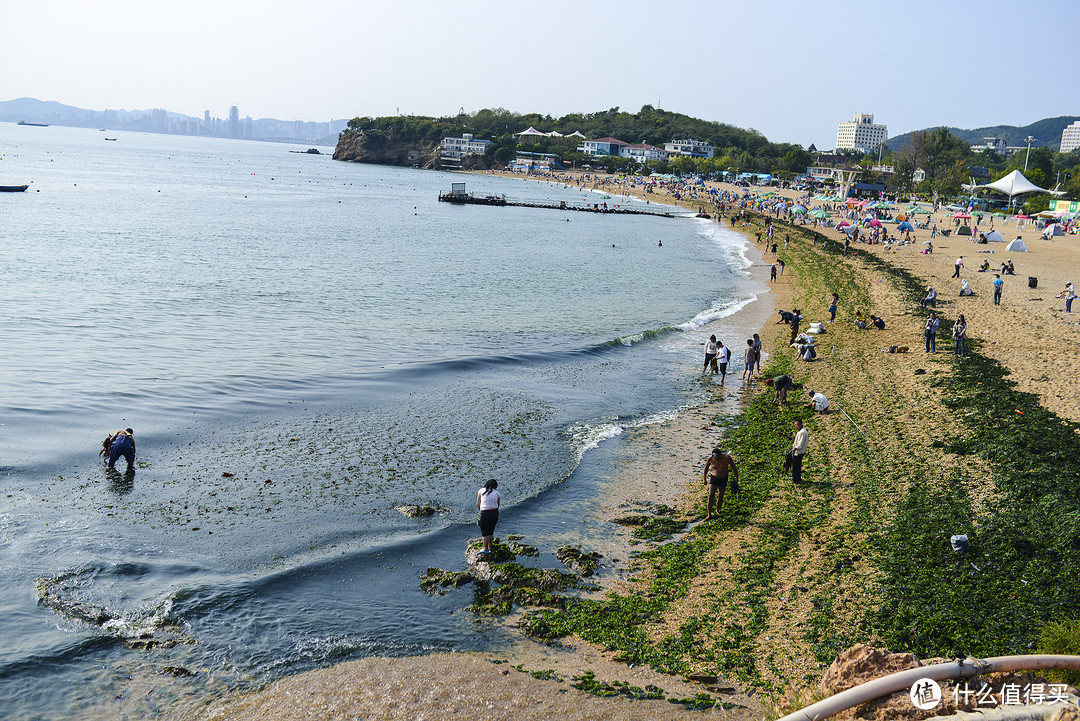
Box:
[507,540,540,557]
[821,643,922,695]
[36,579,114,626]
[555,545,602,577]
[420,567,476,595]
[395,504,437,519]
[161,666,195,677]
[332,130,440,168]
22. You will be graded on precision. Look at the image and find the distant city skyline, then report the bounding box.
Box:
[1,0,1076,149]
[0,98,349,143]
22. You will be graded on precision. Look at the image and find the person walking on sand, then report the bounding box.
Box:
[476,479,501,554]
[703,448,739,520]
[952,256,963,278]
[742,339,756,386]
[993,274,1004,305]
[770,263,777,282]
[704,334,719,374]
[791,420,808,484]
[925,312,940,353]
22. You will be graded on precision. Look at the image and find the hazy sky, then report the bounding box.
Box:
[2,0,1076,148]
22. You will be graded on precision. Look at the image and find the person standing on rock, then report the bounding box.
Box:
[476,479,501,554]
[703,448,739,520]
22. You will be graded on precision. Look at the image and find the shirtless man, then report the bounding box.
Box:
[703,448,739,520]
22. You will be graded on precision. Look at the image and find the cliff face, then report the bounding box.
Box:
[332,130,441,168]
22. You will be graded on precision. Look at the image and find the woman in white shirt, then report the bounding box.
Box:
[476,479,501,554]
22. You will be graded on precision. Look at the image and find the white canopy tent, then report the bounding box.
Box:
[1005,238,1029,252]
[965,170,1065,207]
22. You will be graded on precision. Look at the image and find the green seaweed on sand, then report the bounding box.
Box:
[569,670,665,700]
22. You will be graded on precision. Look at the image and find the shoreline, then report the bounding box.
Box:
[187,176,785,721]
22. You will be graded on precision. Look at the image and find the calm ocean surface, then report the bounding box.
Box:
[0,124,765,718]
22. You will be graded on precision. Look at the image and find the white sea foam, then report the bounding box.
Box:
[566,419,623,461]
[679,294,760,331]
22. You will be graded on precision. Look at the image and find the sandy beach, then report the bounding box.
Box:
[188,172,1080,721]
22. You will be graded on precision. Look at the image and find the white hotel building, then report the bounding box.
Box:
[440,133,492,161]
[1061,120,1080,154]
[835,113,888,153]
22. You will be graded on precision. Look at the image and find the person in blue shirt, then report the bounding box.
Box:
[101,428,136,471]
[993,274,1004,305]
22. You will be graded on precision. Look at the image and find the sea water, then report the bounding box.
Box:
[0,123,765,718]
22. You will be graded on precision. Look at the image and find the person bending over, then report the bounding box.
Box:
[101,428,136,471]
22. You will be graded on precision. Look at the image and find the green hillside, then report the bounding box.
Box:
[889,116,1079,151]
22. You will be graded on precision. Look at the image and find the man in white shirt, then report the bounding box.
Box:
[806,390,829,413]
[717,342,731,383]
[792,420,808,484]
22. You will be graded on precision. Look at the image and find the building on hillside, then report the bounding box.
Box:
[440,133,492,167]
[1061,121,1080,154]
[509,151,561,171]
[577,137,630,156]
[664,139,715,158]
[970,137,1009,154]
[969,166,991,182]
[620,143,667,163]
[835,113,887,152]
[814,152,846,166]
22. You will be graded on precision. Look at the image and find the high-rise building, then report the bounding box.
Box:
[835,113,888,153]
[1061,120,1080,154]
[228,105,240,139]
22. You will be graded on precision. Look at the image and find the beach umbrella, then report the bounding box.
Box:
[912,207,933,215]
[972,211,984,218]
[1012,214,1029,219]
[951,212,971,219]
[792,205,807,214]
[844,198,861,206]
[810,208,830,219]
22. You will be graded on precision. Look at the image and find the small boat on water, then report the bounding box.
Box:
[0,184,29,192]
[17,121,48,127]
[104,138,117,141]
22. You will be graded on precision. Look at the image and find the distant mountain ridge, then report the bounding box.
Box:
[888,116,1080,152]
[0,97,195,123]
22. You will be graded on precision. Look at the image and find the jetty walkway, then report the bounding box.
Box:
[438,187,679,218]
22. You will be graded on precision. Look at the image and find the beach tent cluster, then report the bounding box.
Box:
[515,127,586,139]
